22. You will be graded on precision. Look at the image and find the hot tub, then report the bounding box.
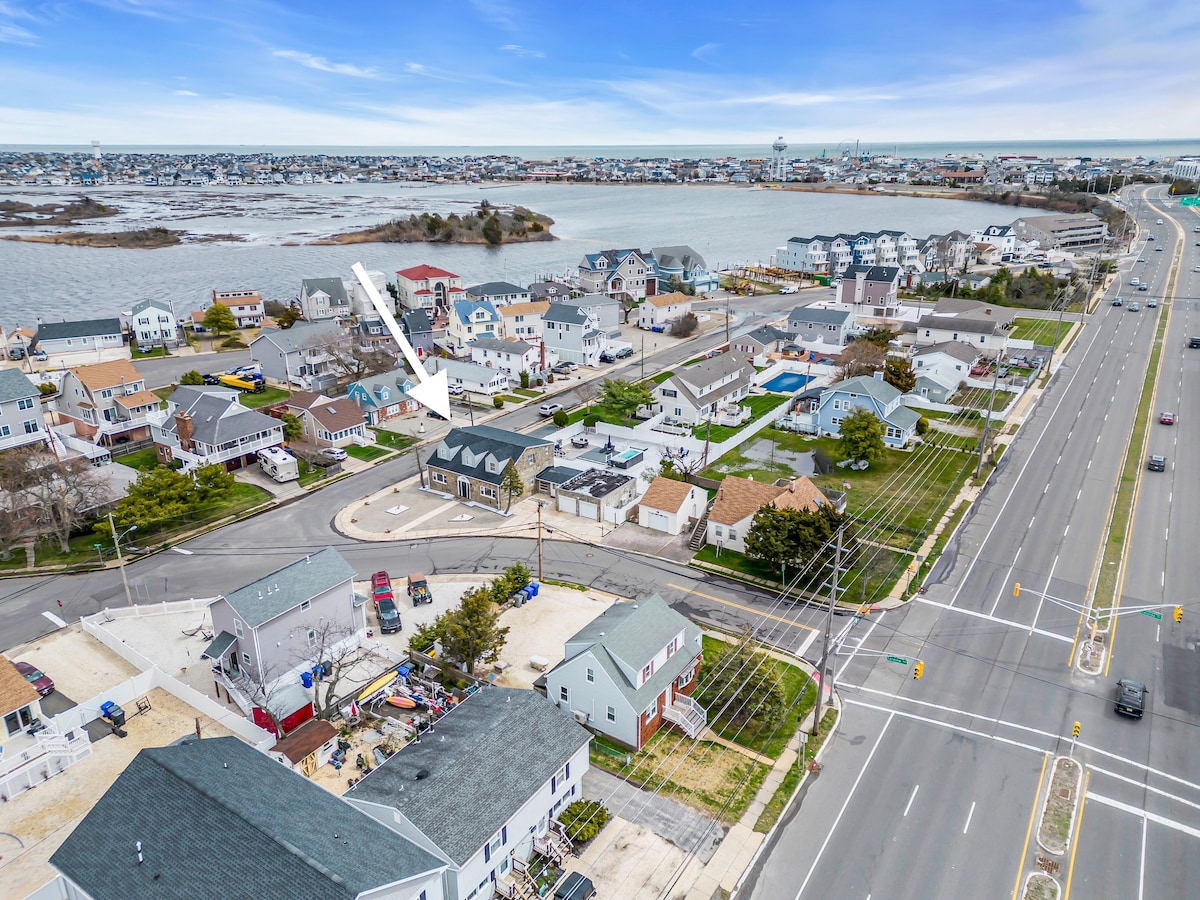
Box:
[610,448,644,469]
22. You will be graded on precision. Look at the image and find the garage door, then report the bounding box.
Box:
[647,510,671,533]
[577,501,599,520]
[557,495,574,514]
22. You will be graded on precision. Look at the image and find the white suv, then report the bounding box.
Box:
[539,403,563,417]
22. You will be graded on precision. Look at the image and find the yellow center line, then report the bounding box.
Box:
[667,582,816,631]
[1063,769,1091,899]
[1012,752,1051,900]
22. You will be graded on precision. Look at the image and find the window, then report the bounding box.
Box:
[714,525,724,538]
[234,619,243,638]
[666,638,676,659]
[559,685,569,703]
[729,529,737,541]
[307,629,317,649]
[642,662,653,682]
[480,485,497,500]
[606,706,616,723]
[23,420,39,434]
[0,425,8,438]
[586,667,594,683]
[661,388,677,398]
[241,652,251,666]
[431,471,447,485]
[17,397,34,411]
[644,704,656,724]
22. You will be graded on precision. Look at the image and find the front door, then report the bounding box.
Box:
[458,478,471,499]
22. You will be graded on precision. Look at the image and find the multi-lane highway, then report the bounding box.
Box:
[743,187,1200,899]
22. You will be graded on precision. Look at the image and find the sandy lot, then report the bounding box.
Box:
[0,688,235,900]
[573,817,693,900]
[7,627,141,703]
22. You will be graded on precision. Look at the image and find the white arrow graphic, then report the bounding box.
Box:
[351,262,450,420]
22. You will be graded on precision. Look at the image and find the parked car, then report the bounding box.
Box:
[779,286,799,294]
[1147,454,1167,472]
[1031,356,1045,368]
[599,351,617,363]
[425,409,448,420]
[8,347,25,360]
[551,362,573,376]
[14,661,54,696]
[553,873,596,900]
[376,597,402,634]
[372,571,391,589]
[33,350,47,362]
[447,383,465,396]
[1160,412,1176,425]
[318,447,348,462]
[615,346,634,359]
[1114,678,1147,719]
[539,403,563,417]
[202,373,221,385]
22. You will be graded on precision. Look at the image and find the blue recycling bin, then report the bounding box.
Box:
[300,671,313,689]
[530,582,540,597]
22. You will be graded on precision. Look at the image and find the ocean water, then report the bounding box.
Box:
[0,181,1053,326]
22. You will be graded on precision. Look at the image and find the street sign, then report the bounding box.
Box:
[886,655,910,665]
[1181,196,1200,207]
[1140,610,1164,620]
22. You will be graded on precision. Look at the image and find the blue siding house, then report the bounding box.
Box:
[816,372,920,447]
[346,370,419,425]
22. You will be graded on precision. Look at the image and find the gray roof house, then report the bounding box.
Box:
[48,736,447,900]
[250,320,344,392]
[466,281,532,306]
[347,688,591,900]
[427,425,553,510]
[654,353,753,426]
[815,371,921,447]
[912,341,977,402]
[203,547,364,692]
[128,298,180,350]
[400,308,435,358]
[785,306,856,347]
[544,595,705,750]
[542,302,603,367]
[151,385,284,472]
[33,317,124,356]
[0,367,48,453]
[346,369,419,425]
[836,264,902,315]
[299,276,351,324]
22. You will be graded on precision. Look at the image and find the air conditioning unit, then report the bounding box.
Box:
[572,710,589,725]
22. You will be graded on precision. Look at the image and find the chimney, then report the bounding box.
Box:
[789,477,796,493]
[175,411,194,451]
[873,370,884,381]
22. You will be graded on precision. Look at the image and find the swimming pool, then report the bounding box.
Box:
[762,372,812,393]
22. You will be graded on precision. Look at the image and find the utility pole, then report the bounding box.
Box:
[108,511,135,608]
[725,295,731,348]
[535,500,545,582]
[974,360,1002,480]
[1045,283,1069,375]
[810,530,843,737]
[640,328,645,382]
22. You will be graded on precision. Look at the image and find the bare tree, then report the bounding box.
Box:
[303,331,397,382]
[837,341,885,381]
[14,455,110,554]
[294,619,372,721]
[0,505,32,561]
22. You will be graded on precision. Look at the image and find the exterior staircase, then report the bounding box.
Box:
[687,500,714,551]
[663,694,707,738]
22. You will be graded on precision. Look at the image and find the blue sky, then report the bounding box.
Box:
[2,0,1199,145]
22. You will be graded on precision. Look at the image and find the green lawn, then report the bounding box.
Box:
[239,386,291,409]
[955,387,1017,412]
[566,405,631,427]
[496,394,527,404]
[646,370,675,385]
[513,387,542,398]
[704,430,975,547]
[115,448,160,471]
[1011,316,1069,348]
[346,444,389,462]
[691,394,790,441]
[369,428,416,451]
[130,345,172,359]
[696,635,815,760]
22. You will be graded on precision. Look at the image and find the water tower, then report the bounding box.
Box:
[771,136,788,181]
[91,140,101,160]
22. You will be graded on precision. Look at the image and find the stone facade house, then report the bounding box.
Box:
[426,425,553,510]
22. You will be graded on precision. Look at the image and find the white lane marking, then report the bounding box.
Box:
[1156,624,1161,643]
[1139,815,1147,900]
[1056,455,1062,466]
[1044,484,1049,494]
[904,784,919,817]
[794,713,894,900]
[42,611,67,628]
[1030,516,1036,529]
[1030,554,1059,633]
[1086,789,1200,839]
[170,547,194,555]
[1166,528,1169,541]
[795,628,820,658]
[963,800,976,834]
[915,597,1073,643]
[1077,489,1082,500]
[1064,525,1069,536]
[843,699,1046,754]
[1088,459,1092,469]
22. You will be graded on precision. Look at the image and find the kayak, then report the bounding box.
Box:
[357,668,400,702]
[385,695,417,709]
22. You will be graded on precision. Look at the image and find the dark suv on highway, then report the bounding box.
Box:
[1147,455,1166,472]
[1115,679,1147,718]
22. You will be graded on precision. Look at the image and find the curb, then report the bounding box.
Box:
[1035,755,1083,857]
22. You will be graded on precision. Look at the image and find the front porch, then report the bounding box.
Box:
[662,693,707,738]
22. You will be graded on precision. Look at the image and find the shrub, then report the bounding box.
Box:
[552,409,569,428]
[583,414,598,428]
[38,382,57,396]
[493,396,504,409]
[916,416,930,435]
[547,373,555,384]
[559,799,609,843]
[519,370,530,389]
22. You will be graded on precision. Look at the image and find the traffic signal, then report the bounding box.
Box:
[913,661,924,680]
[1072,721,1081,737]
[1175,606,1184,623]
[1013,583,1021,597]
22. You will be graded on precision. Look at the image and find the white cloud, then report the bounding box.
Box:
[691,43,718,62]
[272,49,384,80]
[469,0,518,28]
[0,21,35,43]
[174,89,198,96]
[499,44,543,59]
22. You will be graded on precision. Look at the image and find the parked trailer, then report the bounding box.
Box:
[258,447,299,482]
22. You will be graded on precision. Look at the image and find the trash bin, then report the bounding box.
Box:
[530,582,540,597]
[100,701,126,727]
[300,671,313,689]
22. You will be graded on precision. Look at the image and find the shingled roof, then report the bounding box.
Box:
[220,547,355,628]
[50,736,442,900]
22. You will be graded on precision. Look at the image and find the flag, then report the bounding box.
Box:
[348,700,360,718]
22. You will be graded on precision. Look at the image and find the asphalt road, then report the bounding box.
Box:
[744,186,1200,900]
